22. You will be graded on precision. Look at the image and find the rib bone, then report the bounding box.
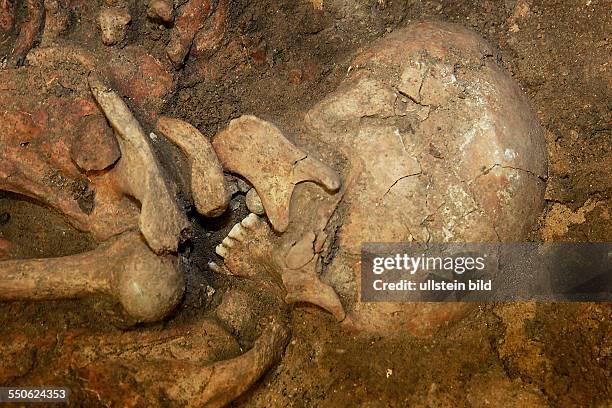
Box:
[0,232,183,322]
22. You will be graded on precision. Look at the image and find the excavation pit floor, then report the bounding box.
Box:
[0,1,610,406]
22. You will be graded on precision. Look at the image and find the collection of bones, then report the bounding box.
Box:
[0,0,547,405]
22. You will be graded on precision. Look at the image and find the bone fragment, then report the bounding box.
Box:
[281,254,345,321]
[216,212,346,320]
[147,0,173,24]
[215,213,275,278]
[193,0,228,56]
[70,115,121,172]
[26,45,98,71]
[212,115,341,232]
[166,0,213,67]
[89,76,188,253]
[97,7,131,46]
[0,232,183,322]
[280,231,345,321]
[285,231,316,270]
[156,116,229,217]
[197,319,289,407]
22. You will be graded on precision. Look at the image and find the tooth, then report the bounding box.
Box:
[215,244,228,258]
[222,237,235,248]
[228,223,245,242]
[245,188,265,215]
[241,213,259,229]
[208,261,221,273]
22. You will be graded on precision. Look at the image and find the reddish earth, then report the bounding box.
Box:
[0,0,609,406]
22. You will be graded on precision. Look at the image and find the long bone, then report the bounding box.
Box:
[0,231,184,322]
[89,76,189,253]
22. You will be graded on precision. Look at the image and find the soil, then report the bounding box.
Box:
[0,0,610,407]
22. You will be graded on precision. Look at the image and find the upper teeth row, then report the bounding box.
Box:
[214,213,259,258]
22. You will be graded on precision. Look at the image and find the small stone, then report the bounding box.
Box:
[236,178,251,193]
[97,7,131,46]
[245,188,265,215]
[229,199,241,211]
[226,179,239,196]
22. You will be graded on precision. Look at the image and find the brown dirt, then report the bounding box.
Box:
[0,0,610,407]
